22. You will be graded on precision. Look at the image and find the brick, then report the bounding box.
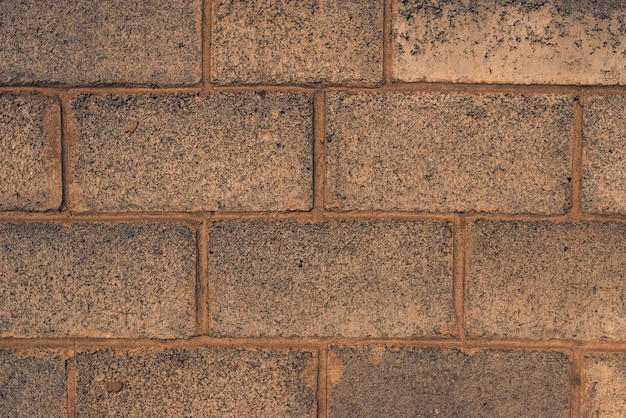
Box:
[0,222,195,338]
[212,0,382,85]
[326,92,572,213]
[393,0,626,85]
[466,221,626,340]
[208,220,452,337]
[582,95,626,214]
[329,346,571,417]
[0,0,200,85]
[69,92,312,211]
[583,353,626,418]
[76,348,316,417]
[0,350,67,417]
[0,92,61,211]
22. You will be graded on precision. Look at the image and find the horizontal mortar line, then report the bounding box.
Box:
[465,212,626,223]
[0,83,203,92]
[0,211,204,224]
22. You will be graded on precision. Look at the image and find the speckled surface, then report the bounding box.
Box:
[0,0,201,85]
[208,220,453,337]
[393,0,626,84]
[329,346,571,417]
[76,348,316,417]
[0,350,66,417]
[583,353,626,418]
[69,92,312,211]
[212,0,383,85]
[0,222,196,338]
[583,95,626,214]
[0,92,61,211]
[466,220,626,340]
[326,92,572,213]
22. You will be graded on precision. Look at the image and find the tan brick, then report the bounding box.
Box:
[393,0,626,85]
[0,350,67,418]
[583,353,626,418]
[329,346,571,417]
[583,95,626,214]
[466,221,626,340]
[326,92,572,213]
[0,92,61,211]
[0,0,200,85]
[0,222,196,338]
[208,220,452,337]
[69,92,312,211]
[76,348,316,417]
[212,0,383,85]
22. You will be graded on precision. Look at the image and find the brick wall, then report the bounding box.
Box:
[0,1,625,417]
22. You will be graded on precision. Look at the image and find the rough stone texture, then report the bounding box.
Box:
[466,221,626,340]
[69,92,312,211]
[329,346,571,417]
[583,353,626,418]
[0,92,61,211]
[394,0,626,85]
[0,222,196,338]
[76,348,316,417]
[582,95,626,214]
[326,92,572,213]
[0,0,201,85]
[0,350,67,417]
[208,220,452,337]
[212,0,383,85]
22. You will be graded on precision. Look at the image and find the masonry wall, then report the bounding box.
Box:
[0,1,625,417]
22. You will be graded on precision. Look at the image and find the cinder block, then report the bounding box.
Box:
[326,92,572,213]
[583,353,626,418]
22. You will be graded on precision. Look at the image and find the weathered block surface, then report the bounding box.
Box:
[326,92,572,213]
[583,353,626,418]
[329,346,571,417]
[0,222,196,338]
[0,350,67,417]
[76,348,316,417]
[0,0,201,85]
[212,0,382,85]
[466,221,626,340]
[69,92,312,211]
[583,95,626,214]
[0,92,61,211]
[208,220,452,337]
[394,0,626,84]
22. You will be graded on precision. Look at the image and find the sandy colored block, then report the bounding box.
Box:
[583,353,626,418]
[0,92,61,211]
[212,0,383,85]
[208,220,452,337]
[329,346,571,417]
[326,92,572,213]
[393,0,626,84]
[583,95,626,214]
[69,92,312,211]
[76,348,316,417]
[0,350,67,417]
[466,220,626,340]
[0,222,196,338]
[0,0,200,85]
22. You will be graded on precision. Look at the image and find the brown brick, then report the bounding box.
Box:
[583,95,626,214]
[0,0,200,85]
[0,222,195,338]
[212,0,382,85]
[326,92,572,213]
[393,0,626,85]
[0,92,61,211]
[208,220,452,337]
[76,348,316,417]
[466,221,626,340]
[69,92,312,211]
[329,346,571,417]
[0,350,67,417]
[583,353,626,418]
